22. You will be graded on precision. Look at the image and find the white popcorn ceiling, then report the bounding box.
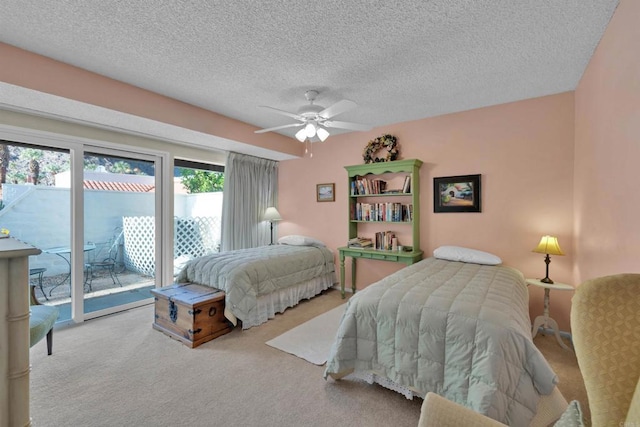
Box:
[0,0,620,155]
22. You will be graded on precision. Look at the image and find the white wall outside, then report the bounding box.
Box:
[0,184,223,276]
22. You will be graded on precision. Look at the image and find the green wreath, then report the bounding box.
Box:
[363,134,399,164]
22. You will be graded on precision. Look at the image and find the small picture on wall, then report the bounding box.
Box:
[317,183,335,202]
[433,174,481,213]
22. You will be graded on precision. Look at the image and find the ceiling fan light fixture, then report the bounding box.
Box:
[304,122,316,138]
[317,127,330,142]
[257,90,371,142]
[295,128,307,142]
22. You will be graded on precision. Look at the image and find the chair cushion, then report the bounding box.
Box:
[30,305,60,347]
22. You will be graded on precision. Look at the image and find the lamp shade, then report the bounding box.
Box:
[263,207,282,222]
[316,127,330,142]
[532,235,564,256]
[295,128,307,142]
[304,122,317,138]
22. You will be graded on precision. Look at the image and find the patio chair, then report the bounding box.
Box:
[29,267,48,301]
[84,236,123,290]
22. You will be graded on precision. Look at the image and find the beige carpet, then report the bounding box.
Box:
[29,288,588,427]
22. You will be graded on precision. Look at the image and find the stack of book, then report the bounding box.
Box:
[350,175,411,195]
[347,237,373,248]
[374,231,396,250]
[351,178,388,195]
[353,202,413,222]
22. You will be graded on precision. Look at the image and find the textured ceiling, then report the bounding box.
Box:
[0,0,619,154]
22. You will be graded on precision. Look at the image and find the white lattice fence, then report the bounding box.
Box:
[122,216,156,276]
[122,216,221,277]
[175,216,220,258]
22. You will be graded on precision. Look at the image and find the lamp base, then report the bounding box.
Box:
[540,254,554,284]
[269,221,274,245]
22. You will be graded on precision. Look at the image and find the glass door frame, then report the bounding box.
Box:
[76,145,166,322]
[0,123,172,325]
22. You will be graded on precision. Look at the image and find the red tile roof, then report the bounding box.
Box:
[84,180,155,192]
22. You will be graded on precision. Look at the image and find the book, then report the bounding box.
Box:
[402,175,411,193]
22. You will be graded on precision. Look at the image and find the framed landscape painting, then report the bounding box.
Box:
[317,183,335,202]
[433,174,481,213]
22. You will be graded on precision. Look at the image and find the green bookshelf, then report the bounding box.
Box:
[338,159,423,298]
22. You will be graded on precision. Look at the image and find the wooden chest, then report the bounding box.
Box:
[151,283,232,348]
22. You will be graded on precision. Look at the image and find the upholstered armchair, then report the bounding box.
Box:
[29,284,59,355]
[571,273,640,426]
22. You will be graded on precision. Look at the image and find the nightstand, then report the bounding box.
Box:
[526,278,574,350]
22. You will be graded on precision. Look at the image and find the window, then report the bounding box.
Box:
[173,159,224,276]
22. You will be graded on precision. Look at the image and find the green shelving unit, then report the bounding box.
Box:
[338,159,423,298]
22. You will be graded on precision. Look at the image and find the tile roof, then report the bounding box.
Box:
[84,180,155,192]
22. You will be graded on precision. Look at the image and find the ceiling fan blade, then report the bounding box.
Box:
[259,105,303,121]
[323,120,372,132]
[254,123,303,134]
[318,99,357,119]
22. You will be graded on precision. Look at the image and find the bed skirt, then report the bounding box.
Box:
[228,272,336,329]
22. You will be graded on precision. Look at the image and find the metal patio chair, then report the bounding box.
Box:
[84,231,124,290]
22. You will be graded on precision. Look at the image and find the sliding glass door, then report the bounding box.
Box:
[1,129,166,324]
[0,141,72,318]
[82,149,159,317]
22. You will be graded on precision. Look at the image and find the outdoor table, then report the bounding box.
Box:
[43,244,96,296]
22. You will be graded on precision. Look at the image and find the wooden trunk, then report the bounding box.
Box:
[151,283,232,348]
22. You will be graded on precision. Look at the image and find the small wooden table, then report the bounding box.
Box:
[526,278,574,350]
[337,246,423,298]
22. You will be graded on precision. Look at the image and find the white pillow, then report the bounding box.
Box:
[278,235,326,248]
[553,401,584,427]
[433,245,502,265]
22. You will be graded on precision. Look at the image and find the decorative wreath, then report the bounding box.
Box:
[363,134,399,164]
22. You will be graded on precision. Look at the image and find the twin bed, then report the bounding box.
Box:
[324,248,566,426]
[177,240,565,425]
[176,238,336,329]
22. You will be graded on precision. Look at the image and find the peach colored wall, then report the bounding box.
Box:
[279,92,575,330]
[574,0,640,283]
[0,43,301,157]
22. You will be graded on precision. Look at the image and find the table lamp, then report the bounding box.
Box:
[263,207,282,245]
[532,235,564,284]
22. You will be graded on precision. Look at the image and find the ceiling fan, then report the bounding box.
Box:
[255,90,372,142]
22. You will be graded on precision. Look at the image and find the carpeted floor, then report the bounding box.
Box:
[533,332,590,424]
[29,288,588,427]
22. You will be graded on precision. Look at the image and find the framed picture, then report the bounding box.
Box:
[433,174,481,213]
[317,183,335,202]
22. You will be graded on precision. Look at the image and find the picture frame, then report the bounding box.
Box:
[433,174,481,213]
[316,183,335,202]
